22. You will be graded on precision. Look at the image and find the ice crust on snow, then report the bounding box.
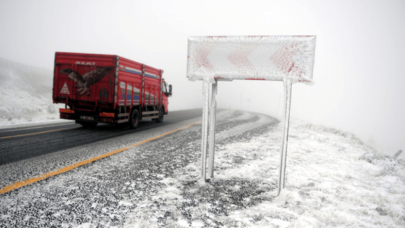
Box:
[187,36,316,83]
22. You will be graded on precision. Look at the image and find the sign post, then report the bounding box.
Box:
[200,79,217,183]
[278,78,292,195]
[208,80,217,180]
[200,80,209,182]
[187,36,316,194]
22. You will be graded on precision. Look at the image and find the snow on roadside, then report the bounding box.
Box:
[216,113,274,141]
[124,119,405,227]
[226,111,252,122]
[0,58,63,126]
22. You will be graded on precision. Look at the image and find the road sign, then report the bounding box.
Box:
[187,36,316,83]
[187,36,316,196]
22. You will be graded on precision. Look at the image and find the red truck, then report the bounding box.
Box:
[53,52,172,128]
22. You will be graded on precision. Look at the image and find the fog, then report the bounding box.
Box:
[0,0,404,156]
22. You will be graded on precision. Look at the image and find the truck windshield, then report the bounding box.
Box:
[162,82,167,93]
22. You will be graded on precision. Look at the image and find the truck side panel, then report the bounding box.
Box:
[117,57,143,107]
[117,57,162,108]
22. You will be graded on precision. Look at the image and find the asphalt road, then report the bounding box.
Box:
[0,109,204,190]
[0,109,202,166]
[0,110,279,227]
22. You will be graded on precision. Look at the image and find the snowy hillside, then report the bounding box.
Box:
[0,58,63,126]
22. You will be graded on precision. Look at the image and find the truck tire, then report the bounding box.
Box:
[80,122,98,128]
[129,110,139,129]
[155,107,164,123]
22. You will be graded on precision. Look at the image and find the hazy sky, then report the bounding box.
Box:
[0,0,404,156]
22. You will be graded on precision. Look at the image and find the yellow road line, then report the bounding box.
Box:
[0,122,199,195]
[0,128,75,139]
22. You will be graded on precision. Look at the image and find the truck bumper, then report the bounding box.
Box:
[60,113,115,124]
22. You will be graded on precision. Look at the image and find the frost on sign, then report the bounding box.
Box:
[187,36,317,193]
[187,36,316,83]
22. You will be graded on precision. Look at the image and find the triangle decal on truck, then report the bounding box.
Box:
[60,82,70,95]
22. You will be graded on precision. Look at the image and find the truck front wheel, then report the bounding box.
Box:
[129,110,139,129]
[155,107,164,123]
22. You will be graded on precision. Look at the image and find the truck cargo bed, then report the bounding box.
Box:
[53,52,171,127]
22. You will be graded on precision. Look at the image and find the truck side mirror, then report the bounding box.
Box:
[169,85,172,96]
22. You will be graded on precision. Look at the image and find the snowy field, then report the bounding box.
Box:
[1,110,404,227]
[123,116,405,227]
[0,58,64,127]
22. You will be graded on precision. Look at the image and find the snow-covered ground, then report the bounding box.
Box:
[1,110,404,227]
[0,58,64,127]
[123,116,405,227]
[0,58,404,227]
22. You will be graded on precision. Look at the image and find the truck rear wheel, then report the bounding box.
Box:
[155,107,164,123]
[129,110,139,129]
[80,122,98,128]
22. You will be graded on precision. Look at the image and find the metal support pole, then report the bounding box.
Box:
[200,80,211,183]
[208,80,217,179]
[278,78,293,196]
